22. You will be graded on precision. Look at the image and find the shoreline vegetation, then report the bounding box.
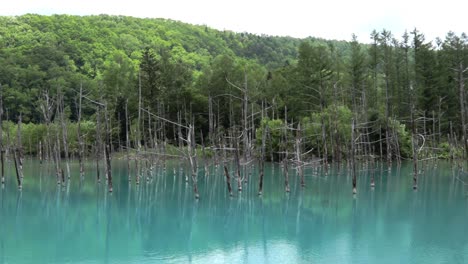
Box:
[0,14,467,197]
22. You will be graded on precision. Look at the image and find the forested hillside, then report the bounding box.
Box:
[0,14,347,121]
[0,14,467,164]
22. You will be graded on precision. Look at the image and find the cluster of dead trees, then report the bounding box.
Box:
[0,73,466,199]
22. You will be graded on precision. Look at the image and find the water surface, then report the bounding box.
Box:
[1,160,467,263]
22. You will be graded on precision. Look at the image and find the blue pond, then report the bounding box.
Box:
[0,160,467,263]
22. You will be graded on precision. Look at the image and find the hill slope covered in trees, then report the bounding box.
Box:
[0,14,348,121]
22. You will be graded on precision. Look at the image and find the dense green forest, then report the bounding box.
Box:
[0,14,467,169]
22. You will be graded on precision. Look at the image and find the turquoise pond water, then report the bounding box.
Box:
[0,159,468,263]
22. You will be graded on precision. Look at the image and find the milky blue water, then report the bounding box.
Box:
[0,160,467,263]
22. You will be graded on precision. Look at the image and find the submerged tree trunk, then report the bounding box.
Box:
[39,90,53,166]
[321,114,328,174]
[295,123,305,187]
[351,119,357,194]
[54,106,63,186]
[104,105,113,193]
[38,141,43,165]
[14,149,21,189]
[283,155,290,193]
[59,93,71,179]
[77,83,85,179]
[412,136,418,189]
[15,114,24,189]
[187,125,199,199]
[95,107,102,183]
[0,84,4,184]
[235,137,242,192]
[242,73,250,184]
[201,131,209,177]
[283,114,290,193]
[0,148,4,185]
[222,136,233,197]
[370,154,376,188]
[224,165,233,197]
[125,99,131,182]
[411,106,419,190]
[258,124,268,195]
[17,114,24,181]
[177,112,187,182]
[385,79,392,165]
[136,71,142,184]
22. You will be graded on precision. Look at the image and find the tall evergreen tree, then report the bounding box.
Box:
[139,47,162,109]
[348,34,367,112]
[442,32,468,156]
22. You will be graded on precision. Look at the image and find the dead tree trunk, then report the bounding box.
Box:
[224,165,233,197]
[283,114,290,193]
[242,72,250,184]
[432,110,436,155]
[39,141,43,165]
[17,114,24,180]
[411,104,418,190]
[222,135,233,197]
[136,71,142,184]
[370,152,376,188]
[77,83,85,178]
[201,131,209,177]
[456,62,468,159]
[321,113,328,174]
[385,73,392,165]
[235,136,242,192]
[0,146,4,185]
[5,110,10,161]
[0,84,4,184]
[177,112,187,182]
[226,73,251,184]
[59,93,71,179]
[283,154,290,193]
[187,125,199,199]
[104,104,113,193]
[142,107,149,182]
[295,123,305,187]
[15,114,24,189]
[438,97,443,144]
[148,106,156,178]
[54,104,63,186]
[208,95,218,165]
[14,148,21,190]
[39,90,54,165]
[125,99,131,182]
[95,107,102,183]
[52,133,60,184]
[351,119,357,194]
[450,122,455,161]
[379,125,383,160]
[102,108,109,181]
[258,124,268,195]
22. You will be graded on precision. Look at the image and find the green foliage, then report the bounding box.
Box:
[256,118,288,161]
[436,142,464,159]
[3,121,96,155]
[302,104,352,158]
[389,118,412,158]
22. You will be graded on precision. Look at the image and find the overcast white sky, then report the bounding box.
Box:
[1,0,466,42]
